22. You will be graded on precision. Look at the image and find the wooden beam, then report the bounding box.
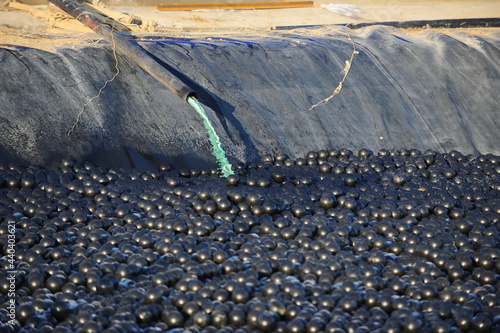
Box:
[9,1,92,32]
[81,3,134,32]
[83,1,143,31]
[158,1,313,11]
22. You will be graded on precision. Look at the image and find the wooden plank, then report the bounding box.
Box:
[9,2,48,17]
[158,1,313,11]
[83,1,159,31]
[9,2,92,32]
[83,2,142,31]
[81,3,135,32]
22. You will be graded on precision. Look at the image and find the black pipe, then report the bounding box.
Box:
[275,17,500,31]
[47,0,197,101]
[344,18,500,30]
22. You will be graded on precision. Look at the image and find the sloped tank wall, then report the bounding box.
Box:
[1,26,499,169]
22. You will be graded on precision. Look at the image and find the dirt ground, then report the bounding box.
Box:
[0,0,499,51]
[127,0,500,30]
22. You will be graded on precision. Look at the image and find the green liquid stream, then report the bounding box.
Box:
[187,96,234,177]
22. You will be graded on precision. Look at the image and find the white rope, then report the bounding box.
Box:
[309,33,359,111]
[68,25,120,135]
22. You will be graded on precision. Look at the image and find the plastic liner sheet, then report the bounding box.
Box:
[0,26,499,169]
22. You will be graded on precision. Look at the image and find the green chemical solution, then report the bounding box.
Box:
[187,96,234,177]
